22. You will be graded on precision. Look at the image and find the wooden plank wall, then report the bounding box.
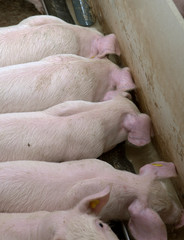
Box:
[90,0,184,202]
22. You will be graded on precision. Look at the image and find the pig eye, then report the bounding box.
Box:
[99,222,104,228]
[95,219,106,230]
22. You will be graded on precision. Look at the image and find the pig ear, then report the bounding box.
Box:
[112,67,136,91]
[128,199,167,240]
[76,186,110,215]
[139,161,177,180]
[96,34,121,58]
[122,113,152,146]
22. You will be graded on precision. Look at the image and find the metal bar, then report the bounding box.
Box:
[41,0,49,15]
[71,0,95,26]
[122,224,131,240]
[42,0,75,24]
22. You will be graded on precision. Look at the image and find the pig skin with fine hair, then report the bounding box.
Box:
[0,94,152,162]
[0,54,135,113]
[0,15,120,67]
[0,186,119,240]
[0,159,182,240]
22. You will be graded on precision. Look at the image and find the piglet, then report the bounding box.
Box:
[0,15,120,67]
[0,187,119,240]
[0,94,152,162]
[0,54,135,113]
[0,159,183,240]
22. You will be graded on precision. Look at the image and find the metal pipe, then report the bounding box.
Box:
[71,0,95,26]
[41,0,48,15]
[42,0,75,24]
[122,224,131,240]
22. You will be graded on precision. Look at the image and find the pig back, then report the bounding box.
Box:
[0,56,98,113]
[0,24,79,66]
[0,159,114,213]
[0,112,105,162]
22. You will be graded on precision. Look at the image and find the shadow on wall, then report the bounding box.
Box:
[173,0,184,17]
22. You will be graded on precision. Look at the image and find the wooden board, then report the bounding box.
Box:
[90,0,184,202]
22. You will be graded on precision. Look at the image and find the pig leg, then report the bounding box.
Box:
[139,161,177,180]
[122,113,152,146]
[128,199,167,240]
[19,15,66,26]
[112,67,136,91]
[45,100,98,116]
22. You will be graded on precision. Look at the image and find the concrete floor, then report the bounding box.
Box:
[0,0,39,27]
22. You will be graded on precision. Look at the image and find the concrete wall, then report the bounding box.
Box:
[91,0,184,202]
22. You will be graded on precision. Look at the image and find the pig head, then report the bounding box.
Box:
[127,161,184,240]
[40,187,119,240]
[102,92,153,147]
